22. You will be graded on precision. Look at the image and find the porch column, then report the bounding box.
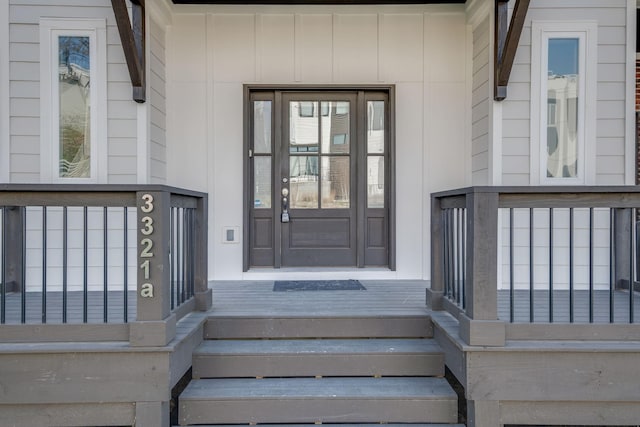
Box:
[467,400,502,427]
[427,194,444,310]
[130,190,176,347]
[460,190,505,346]
[2,206,25,292]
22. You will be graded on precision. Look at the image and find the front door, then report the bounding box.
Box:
[246,89,391,269]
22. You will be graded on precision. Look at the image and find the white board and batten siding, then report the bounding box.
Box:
[7,0,143,183]
[166,5,469,280]
[502,0,633,186]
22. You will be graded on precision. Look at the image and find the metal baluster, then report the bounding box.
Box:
[123,207,128,323]
[630,208,635,324]
[21,207,26,324]
[170,207,175,310]
[1,208,5,324]
[103,207,108,323]
[182,208,187,303]
[177,208,182,305]
[449,209,456,302]
[63,207,68,323]
[42,207,47,324]
[443,210,450,298]
[549,208,554,323]
[509,208,514,323]
[569,208,574,323]
[589,208,594,323]
[189,209,195,298]
[457,208,463,305]
[529,208,534,322]
[609,209,615,323]
[462,208,466,310]
[83,207,88,323]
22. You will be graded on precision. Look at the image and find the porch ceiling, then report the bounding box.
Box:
[172,1,465,4]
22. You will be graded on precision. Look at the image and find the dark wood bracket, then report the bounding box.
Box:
[494,0,530,101]
[111,0,146,103]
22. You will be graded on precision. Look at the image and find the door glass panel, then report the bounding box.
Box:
[546,38,579,178]
[321,102,350,154]
[321,157,350,209]
[367,156,384,208]
[253,157,271,209]
[367,101,385,154]
[290,102,318,153]
[290,156,318,209]
[253,101,272,154]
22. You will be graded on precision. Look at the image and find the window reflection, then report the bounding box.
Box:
[321,101,350,154]
[59,36,91,178]
[546,38,579,178]
[290,102,319,153]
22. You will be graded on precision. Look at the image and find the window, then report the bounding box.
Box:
[531,22,597,185]
[40,19,107,183]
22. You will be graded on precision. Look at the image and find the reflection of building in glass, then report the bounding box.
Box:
[547,74,578,178]
[58,36,91,178]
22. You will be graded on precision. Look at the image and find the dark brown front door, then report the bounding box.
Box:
[246,89,391,269]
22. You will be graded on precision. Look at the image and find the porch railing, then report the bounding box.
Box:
[428,186,640,345]
[0,184,211,345]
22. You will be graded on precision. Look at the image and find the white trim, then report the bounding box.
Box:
[39,18,107,184]
[0,0,9,183]
[149,0,173,26]
[530,21,597,186]
[466,0,491,29]
[625,0,636,185]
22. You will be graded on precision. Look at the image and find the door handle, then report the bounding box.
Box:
[281,188,290,223]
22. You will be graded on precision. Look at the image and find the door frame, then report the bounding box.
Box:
[242,84,396,271]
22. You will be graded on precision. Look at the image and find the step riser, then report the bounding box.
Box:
[205,316,433,339]
[193,354,444,378]
[180,399,458,425]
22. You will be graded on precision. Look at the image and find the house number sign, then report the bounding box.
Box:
[139,193,155,298]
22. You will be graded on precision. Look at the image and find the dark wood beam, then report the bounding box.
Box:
[111,0,146,103]
[494,0,530,101]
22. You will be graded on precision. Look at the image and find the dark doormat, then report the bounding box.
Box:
[273,279,366,292]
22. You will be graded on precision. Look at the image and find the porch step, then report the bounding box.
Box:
[179,377,458,425]
[177,425,465,427]
[204,314,433,339]
[192,338,444,378]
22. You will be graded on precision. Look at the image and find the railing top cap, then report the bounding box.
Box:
[432,185,640,198]
[0,183,207,198]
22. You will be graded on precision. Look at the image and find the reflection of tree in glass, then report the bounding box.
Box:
[58,36,91,178]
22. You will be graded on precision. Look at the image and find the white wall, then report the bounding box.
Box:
[149,15,167,184]
[166,4,469,280]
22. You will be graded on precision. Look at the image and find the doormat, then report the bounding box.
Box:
[273,280,366,292]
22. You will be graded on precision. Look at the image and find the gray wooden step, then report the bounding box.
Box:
[179,377,458,425]
[192,338,444,378]
[204,315,433,339]
[177,425,465,427]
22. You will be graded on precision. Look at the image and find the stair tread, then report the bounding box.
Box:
[175,425,465,427]
[195,338,443,356]
[180,377,457,400]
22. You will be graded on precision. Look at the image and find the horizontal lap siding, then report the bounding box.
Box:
[8,0,137,183]
[502,0,629,186]
[472,16,490,185]
[149,17,166,184]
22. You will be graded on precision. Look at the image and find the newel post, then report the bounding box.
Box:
[194,194,212,311]
[130,190,176,347]
[427,194,444,310]
[460,189,505,346]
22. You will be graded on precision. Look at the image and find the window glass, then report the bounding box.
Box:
[367,101,384,154]
[290,102,318,153]
[321,157,350,209]
[546,38,579,179]
[253,157,271,209]
[58,36,91,178]
[321,101,350,154]
[253,101,272,154]
[290,156,319,209]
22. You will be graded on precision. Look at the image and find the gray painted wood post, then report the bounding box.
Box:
[427,194,444,309]
[130,190,176,347]
[613,208,632,290]
[465,190,499,320]
[135,401,169,427]
[460,190,505,346]
[3,207,25,292]
[194,194,212,311]
[467,400,502,427]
